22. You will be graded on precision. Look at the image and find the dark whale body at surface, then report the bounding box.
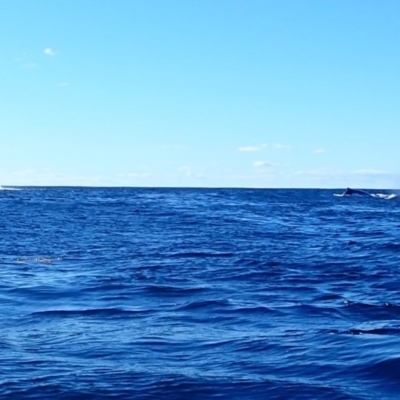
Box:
[336,188,398,200]
[343,188,373,197]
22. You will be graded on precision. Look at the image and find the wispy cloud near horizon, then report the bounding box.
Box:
[253,161,273,168]
[238,146,261,152]
[238,144,268,152]
[238,143,290,152]
[274,143,290,149]
[44,48,56,56]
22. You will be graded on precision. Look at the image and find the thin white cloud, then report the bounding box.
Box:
[352,169,391,176]
[116,172,154,179]
[238,143,268,152]
[1,169,107,186]
[274,143,290,149]
[253,161,273,168]
[239,143,289,152]
[44,48,56,56]
[294,168,351,178]
[313,148,325,154]
[238,146,261,152]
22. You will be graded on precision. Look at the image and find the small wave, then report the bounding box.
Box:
[328,324,400,336]
[29,307,149,318]
[379,242,400,251]
[229,305,275,315]
[15,256,62,264]
[359,355,400,384]
[347,327,400,335]
[144,284,208,295]
[287,303,345,319]
[167,251,234,258]
[342,301,400,320]
[175,299,230,311]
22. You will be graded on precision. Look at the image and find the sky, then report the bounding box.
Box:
[1,0,399,188]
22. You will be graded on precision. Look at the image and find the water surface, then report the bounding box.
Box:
[0,187,399,399]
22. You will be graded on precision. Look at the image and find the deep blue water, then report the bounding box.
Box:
[1,187,400,399]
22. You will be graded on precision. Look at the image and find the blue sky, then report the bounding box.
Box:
[1,0,399,188]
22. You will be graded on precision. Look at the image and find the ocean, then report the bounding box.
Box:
[0,187,399,399]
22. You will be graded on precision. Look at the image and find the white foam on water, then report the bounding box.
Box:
[0,186,21,191]
[371,193,397,200]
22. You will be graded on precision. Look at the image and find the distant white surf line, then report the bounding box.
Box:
[0,186,22,190]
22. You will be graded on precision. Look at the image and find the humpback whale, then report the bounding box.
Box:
[336,188,398,200]
[343,187,373,197]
